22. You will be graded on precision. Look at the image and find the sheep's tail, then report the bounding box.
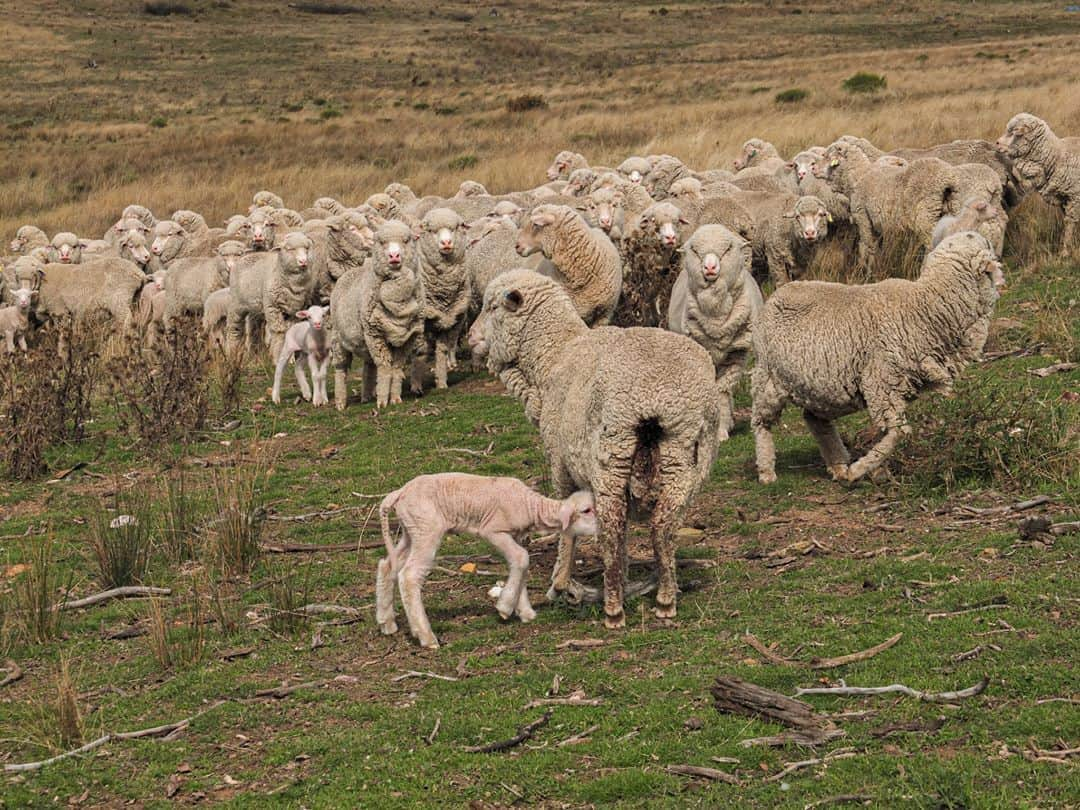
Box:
[379,488,404,573]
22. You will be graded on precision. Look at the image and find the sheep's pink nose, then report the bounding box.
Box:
[298,258,307,266]
[440,238,453,251]
[662,235,677,246]
[804,228,817,240]
[599,215,611,228]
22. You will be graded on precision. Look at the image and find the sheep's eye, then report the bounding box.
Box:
[582,507,593,515]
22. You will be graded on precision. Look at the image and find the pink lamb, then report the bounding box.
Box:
[376,473,596,648]
[271,305,330,406]
[0,288,35,353]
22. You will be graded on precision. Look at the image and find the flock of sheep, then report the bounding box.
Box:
[2,112,1075,643]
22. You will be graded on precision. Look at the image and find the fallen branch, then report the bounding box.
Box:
[262,541,380,553]
[265,506,368,523]
[464,710,552,753]
[557,724,600,747]
[766,747,860,783]
[793,677,988,704]
[254,679,328,698]
[524,689,602,709]
[391,670,459,683]
[1027,362,1076,377]
[927,596,1008,621]
[104,624,147,640]
[219,646,255,661]
[955,495,1053,517]
[0,659,24,689]
[554,639,606,651]
[711,676,844,746]
[804,793,872,808]
[743,632,902,670]
[59,586,171,611]
[665,764,742,786]
[298,603,361,617]
[425,717,441,745]
[952,644,1000,662]
[1050,521,1080,536]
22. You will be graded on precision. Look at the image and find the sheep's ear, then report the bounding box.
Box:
[782,211,796,219]
[503,289,523,312]
[740,242,753,266]
[677,216,691,226]
[785,161,795,169]
[558,500,575,532]
[530,211,555,227]
[78,240,90,248]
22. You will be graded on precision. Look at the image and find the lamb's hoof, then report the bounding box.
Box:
[419,639,440,650]
[604,610,626,630]
[758,471,777,485]
[335,401,347,412]
[271,395,281,405]
[827,464,849,482]
[518,608,536,624]
[496,604,515,621]
[653,602,677,619]
[379,620,398,636]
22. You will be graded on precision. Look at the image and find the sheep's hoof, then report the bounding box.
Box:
[758,471,778,485]
[379,620,398,636]
[496,604,515,621]
[271,394,281,405]
[827,464,849,481]
[653,602,677,619]
[604,611,626,630]
[518,608,536,623]
[418,637,440,650]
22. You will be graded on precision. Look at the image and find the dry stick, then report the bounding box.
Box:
[956,495,1054,517]
[766,748,860,783]
[391,670,459,683]
[0,659,24,689]
[793,677,988,704]
[59,586,171,611]
[711,676,844,747]
[255,679,328,698]
[298,604,361,617]
[1035,697,1080,705]
[1050,521,1080,536]
[927,603,1008,622]
[743,633,903,670]
[952,644,1000,662]
[262,541,381,553]
[425,717,441,745]
[264,506,369,523]
[524,690,603,709]
[665,764,743,786]
[804,793,873,808]
[555,639,606,650]
[557,724,600,747]
[464,710,553,753]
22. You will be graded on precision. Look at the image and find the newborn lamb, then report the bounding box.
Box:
[271,304,331,406]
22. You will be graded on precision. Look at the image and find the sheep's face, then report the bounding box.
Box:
[634,203,689,250]
[565,168,597,197]
[683,226,750,290]
[455,181,488,199]
[10,226,41,253]
[997,114,1045,158]
[120,232,152,267]
[48,233,82,264]
[13,257,44,290]
[226,215,252,240]
[419,209,467,266]
[276,233,313,275]
[733,139,773,171]
[297,304,329,331]
[11,288,34,312]
[788,152,819,183]
[618,157,650,186]
[559,491,598,537]
[151,222,186,261]
[668,178,703,202]
[812,144,854,186]
[584,190,622,234]
[372,223,418,280]
[546,151,580,182]
[515,205,567,257]
[248,211,276,251]
[643,158,683,198]
[787,198,830,243]
[328,215,375,259]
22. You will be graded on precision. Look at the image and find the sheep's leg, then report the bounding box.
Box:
[844,385,909,482]
[397,533,439,648]
[389,346,411,405]
[594,488,629,630]
[225,310,245,353]
[650,445,699,619]
[4,333,13,354]
[294,353,313,401]
[271,349,292,404]
[1062,204,1077,251]
[802,410,851,480]
[409,351,426,397]
[434,336,451,389]
[852,207,877,272]
[375,533,410,636]
[750,365,787,484]
[547,532,577,601]
[361,357,377,402]
[484,531,532,621]
[332,349,352,411]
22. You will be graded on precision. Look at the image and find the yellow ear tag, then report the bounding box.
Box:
[827,213,834,223]
[830,159,839,167]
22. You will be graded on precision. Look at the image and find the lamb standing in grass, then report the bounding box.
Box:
[272,305,331,406]
[751,232,1005,485]
[0,288,35,353]
[375,473,597,648]
[468,270,723,627]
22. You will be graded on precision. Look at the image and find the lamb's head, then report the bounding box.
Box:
[312,196,346,215]
[787,150,823,183]
[118,231,152,267]
[274,232,313,276]
[617,156,651,186]
[558,491,597,537]
[383,183,417,206]
[927,231,1006,296]
[515,204,578,258]
[48,232,83,264]
[566,167,598,197]
[10,287,35,313]
[632,202,691,251]
[363,193,401,221]
[785,196,831,244]
[10,225,46,254]
[455,180,488,199]
[12,256,45,291]
[216,240,247,283]
[668,177,705,203]
[957,196,1007,229]
[115,217,151,241]
[546,150,587,182]
[296,304,329,332]
[250,190,284,212]
[813,141,866,190]
[490,200,524,224]
[733,138,778,171]
[151,220,188,262]
[225,214,252,241]
[247,208,277,251]
[371,220,420,281]
[121,205,156,229]
[583,187,622,234]
[997,113,1049,159]
[419,208,467,266]
[682,224,751,291]
[171,210,207,233]
[147,270,168,294]
[467,269,582,368]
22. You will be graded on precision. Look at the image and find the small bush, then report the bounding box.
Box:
[412,101,430,110]
[292,2,366,13]
[10,535,70,643]
[505,94,547,113]
[774,88,809,104]
[90,494,153,588]
[207,451,271,576]
[159,468,205,562]
[149,116,168,128]
[749,85,772,94]
[448,154,478,171]
[433,106,458,116]
[143,2,192,15]
[320,107,342,120]
[146,583,205,670]
[210,345,247,416]
[54,654,84,748]
[842,72,887,94]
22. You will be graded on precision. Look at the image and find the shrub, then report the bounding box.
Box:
[265,564,313,637]
[146,582,205,670]
[320,107,342,120]
[159,467,206,562]
[775,88,809,104]
[292,2,366,13]
[54,654,83,748]
[10,535,70,644]
[842,72,887,94]
[207,450,271,576]
[90,494,153,588]
[433,106,458,116]
[143,2,192,15]
[505,94,547,113]
[448,154,478,171]
[149,116,168,128]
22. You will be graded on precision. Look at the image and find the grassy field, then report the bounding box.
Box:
[1,1,1079,807]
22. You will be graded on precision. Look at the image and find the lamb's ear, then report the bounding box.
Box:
[558,500,575,532]
[296,310,309,320]
[78,240,90,248]
[503,289,523,312]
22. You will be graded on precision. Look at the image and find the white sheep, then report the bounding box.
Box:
[0,288,36,353]
[375,473,597,648]
[272,305,331,406]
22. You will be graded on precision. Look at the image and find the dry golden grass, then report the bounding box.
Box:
[3,1,1080,238]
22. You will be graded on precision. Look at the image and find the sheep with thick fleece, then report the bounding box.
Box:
[931,196,1008,254]
[162,240,246,329]
[546,150,589,181]
[996,113,1080,247]
[262,231,318,361]
[617,156,651,186]
[0,288,35,353]
[34,256,147,331]
[9,226,49,255]
[463,216,545,315]
[330,221,425,409]
[732,138,785,173]
[48,232,83,265]
[202,287,231,351]
[272,304,331,406]
[762,195,833,286]
[375,474,597,648]
[250,190,284,211]
[514,204,622,326]
[302,212,375,302]
[613,201,694,328]
[468,270,723,627]
[667,224,761,432]
[751,232,1005,485]
[413,208,470,392]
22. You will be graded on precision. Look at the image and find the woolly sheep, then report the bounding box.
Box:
[667,224,761,431]
[514,204,622,326]
[613,201,693,328]
[762,195,833,286]
[546,150,588,181]
[250,190,284,211]
[931,196,1008,255]
[48,232,83,265]
[9,225,49,254]
[414,208,470,392]
[454,180,489,198]
[162,240,246,329]
[375,474,597,648]
[34,256,147,333]
[0,288,35,353]
[468,270,723,627]
[202,287,231,352]
[330,220,425,409]
[302,211,375,302]
[149,220,209,265]
[996,113,1080,247]
[262,231,318,361]
[272,304,331,406]
[103,216,152,248]
[463,216,545,315]
[246,208,278,251]
[617,156,651,186]
[751,232,1005,485]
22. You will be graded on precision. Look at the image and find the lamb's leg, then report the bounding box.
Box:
[484,531,531,621]
[294,353,312,401]
[312,356,329,406]
[18,335,27,352]
[595,487,629,630]
[802,410,851,480]
[271,349,291,404]
[750,365,787,484]
[375,534,410,636]
[5,333,13,354]
[397,532,439,648]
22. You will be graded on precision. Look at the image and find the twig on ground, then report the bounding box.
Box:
[425,717,441,745]
[59,586,171,611]
[1023,741,1080,764]
[954,495,1054,517]
[464,710,553,753]
[263,541,381,553]
[711,676,844,747]
[435,442,494,458]
[391,670,459,683]
[254,680,328,698]
[0,659,24,689]
[219,646,255,661]
[524,689,603,709]
[793,677,988,704]
[298,603,361,617]
[952,644,1000,662]
[1035,697,1080,705]
[265,506,368,522]
[869,716,945,738]
[104,624,147,640]
[1027,362,1076,377]
[766,747,860,783]
[804,794,872,808]
[927,595,1008,621]
[557,724,600,747]
[665,764,742,785]
[743,632,902,669]
[555,639,606,650]
[1050,521,1080,536]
